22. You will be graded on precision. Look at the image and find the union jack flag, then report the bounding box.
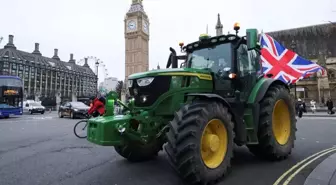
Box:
[260,33,325,84]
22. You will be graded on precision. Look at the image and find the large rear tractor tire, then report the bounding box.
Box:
[114,138,164,162]
[164,100,234,185]
[248,84,296,160]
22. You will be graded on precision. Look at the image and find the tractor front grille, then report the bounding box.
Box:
[129,76,171,107]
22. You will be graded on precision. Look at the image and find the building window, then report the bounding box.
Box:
[3,62,9,68]
[328,70,335,79]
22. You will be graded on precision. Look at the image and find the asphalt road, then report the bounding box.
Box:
[0,113,336,185]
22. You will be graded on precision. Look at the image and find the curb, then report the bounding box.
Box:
[303,114,336,117]
[304,152,336,185]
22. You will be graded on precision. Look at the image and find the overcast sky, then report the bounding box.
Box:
[0,0,335,82]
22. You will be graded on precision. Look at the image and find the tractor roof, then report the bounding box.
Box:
[183,34,246,52]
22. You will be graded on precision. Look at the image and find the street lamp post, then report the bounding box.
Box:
[24,90,27,101]
[291,40,297,100]
[95,61,99,96]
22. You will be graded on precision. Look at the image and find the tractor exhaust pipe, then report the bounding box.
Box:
[166,47,178,68]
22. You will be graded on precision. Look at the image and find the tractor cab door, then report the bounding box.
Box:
[227,44,261,125]
[210,45,236,98]
[236,44,261,102]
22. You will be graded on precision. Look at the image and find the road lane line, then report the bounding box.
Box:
[273,147,336,185]
[282,148,336,185]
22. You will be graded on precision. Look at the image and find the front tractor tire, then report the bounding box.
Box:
[248,84,297,160]
[114,138,164,162]
[164,100,234,185]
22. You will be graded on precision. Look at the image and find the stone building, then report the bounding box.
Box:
[266,23,336,103]
[214,14,335,103]
[0,35,97,102]
[122,0,150,101]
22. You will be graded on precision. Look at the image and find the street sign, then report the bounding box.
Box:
[296,87,305,92]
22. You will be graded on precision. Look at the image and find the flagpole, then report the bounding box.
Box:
[290,40,297,100]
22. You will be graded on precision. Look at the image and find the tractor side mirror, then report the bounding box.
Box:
[246,28,258,50]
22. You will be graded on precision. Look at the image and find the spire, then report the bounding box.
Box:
[132,0,143,4]
[157,63,160,69]
[128,0,145,14]
[215,13,223,36]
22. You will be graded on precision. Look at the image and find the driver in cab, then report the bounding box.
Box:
[87,96,105,117]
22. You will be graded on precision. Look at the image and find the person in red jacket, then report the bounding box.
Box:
[87,96,105,117]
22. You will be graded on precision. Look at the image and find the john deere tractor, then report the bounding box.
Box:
[87,24,296,185]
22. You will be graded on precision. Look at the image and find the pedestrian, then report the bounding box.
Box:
[295,98,307,118]
[310,99,316,113]
[326,98,334,114]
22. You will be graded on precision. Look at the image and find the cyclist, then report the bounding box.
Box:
[87,96,105,117]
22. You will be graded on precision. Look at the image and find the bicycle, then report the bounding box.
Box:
[73,114,91,139]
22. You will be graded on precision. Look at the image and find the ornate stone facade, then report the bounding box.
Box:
[124,0,149,82]
[122,0,150,101]
[0,35,97,101]
[266,23,336,103]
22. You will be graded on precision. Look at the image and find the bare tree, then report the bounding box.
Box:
[115,81,123,98]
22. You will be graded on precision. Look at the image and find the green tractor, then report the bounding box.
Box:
[87,25,297,184]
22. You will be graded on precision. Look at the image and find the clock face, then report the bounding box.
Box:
[143,21,149,34]
[127,20,137,31]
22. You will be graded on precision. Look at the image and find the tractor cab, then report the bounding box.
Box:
[168,23,262,103]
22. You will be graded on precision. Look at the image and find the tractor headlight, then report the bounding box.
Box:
[118,125,126,133]
[137,77,154,87]
[128,80,133,87]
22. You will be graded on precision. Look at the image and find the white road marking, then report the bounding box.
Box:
[300,117,336,120]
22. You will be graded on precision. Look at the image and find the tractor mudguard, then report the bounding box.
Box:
[186,93,246,145]
[187,93,233,113]
[87,114,132,146]
[255,78,289,103]
[247,78,289,133]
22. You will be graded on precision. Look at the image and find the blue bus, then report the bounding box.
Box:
[0,75,23,118]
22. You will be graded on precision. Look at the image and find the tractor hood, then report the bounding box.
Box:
[128,68,213,81]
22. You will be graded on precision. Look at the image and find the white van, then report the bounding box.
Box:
[23,100,45,114]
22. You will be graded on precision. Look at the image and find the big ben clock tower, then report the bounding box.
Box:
[124,0,149,86]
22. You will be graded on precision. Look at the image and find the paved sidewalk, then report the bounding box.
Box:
[304,152,336,185]
[303,113,336,117]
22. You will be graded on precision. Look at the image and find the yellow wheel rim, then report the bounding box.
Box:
[200,119,227,169]
[272,99,291,145]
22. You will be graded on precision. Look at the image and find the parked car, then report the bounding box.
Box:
[58,101,90,119]
[23,101,45,114]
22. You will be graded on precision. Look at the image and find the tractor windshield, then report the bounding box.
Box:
[187,43,233,73]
